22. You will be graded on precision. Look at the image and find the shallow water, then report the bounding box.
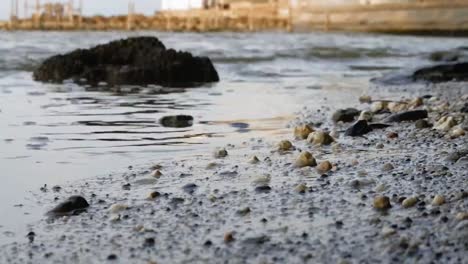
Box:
[0,31,467,245]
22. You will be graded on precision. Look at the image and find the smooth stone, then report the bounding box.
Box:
[48,196,89,216]
[295,151,317,168]
[384,110,428,123]
[415,119,431,129]
[332,108,360,123]
[183,183,198,194]
[307,131,334,145]
[294,125,314,140]
[317,161,332,173]
[432,195,445,206]
[373,196,391,210]
[345,120,372,137]
[214,148,228,158]
[255,185,272,193]
[160,115,194,128]
[402,197,418,208]
[278,140,293,151]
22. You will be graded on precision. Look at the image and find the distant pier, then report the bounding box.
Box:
[2,0,468,35]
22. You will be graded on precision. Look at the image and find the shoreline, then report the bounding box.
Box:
[1,79,466,263]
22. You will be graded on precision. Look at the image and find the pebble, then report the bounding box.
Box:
[147,191,160,200]
[387,132,398,139]
[432,195,445,206]
[376,143,385,149]
[307,131,334,145]
[358,111,373,121]
[109,204,128,214]
[151,170,162,178]
[415,119,431,129]
[435,116,456,131]
[252,174,271,185]
[455,212,468,220]
[409,97,423,108]
[345,120,372,137]
[48,196,89,215]
[255,185,272,193]
[224,232,234,243]
[294,125,314,139]
[402,197,418,208]
[332,108,360,123]
[295,151,317,168]
[450,127,465,138]
[384,110,428,123]
[316,161,332,173]
[371,101,388,113]
[388,102,408,113]
[359,95,372,104]
[382,163,394,171]
[214,148,228,158]
[374,184,387,192]
[249,156,260,164]
[381,226,396,237]
[183,183,198,194]
[278,140,293,151]
[295,184,307,193]
[373,196,391,210]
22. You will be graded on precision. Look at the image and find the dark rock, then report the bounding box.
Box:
[182,183,198,194]
[415,119,431,129]
[160,115,194,128]
[413,62,468,83]
[48,196,89,216]
[243,235,270,245]
[368,123,391,130]
[461,103,468,113]
[143,238,155,247]
[384,110,428,123]
[345,120,372,137]
[255,185,272,193]
[26,231,35,243]
[429,51,461,62]
[332,108,360,123]
[107,254,118,260]
[33,37,219,87]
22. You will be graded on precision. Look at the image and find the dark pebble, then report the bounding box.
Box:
[332,108,360,123]
[48,196,89,216]
[384,110,428,123]
[255,185,272,193]
[182,183,198,194]
[415,119,431,129]
[345,120,372,137]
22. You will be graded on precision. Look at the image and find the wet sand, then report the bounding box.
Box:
[1,79,466,263]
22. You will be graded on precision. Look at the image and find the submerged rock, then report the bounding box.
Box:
[160,115,194,128]
[384,110,428,123]
[48,196,89,216]
[33,37,219,87]
[413,62,468,83]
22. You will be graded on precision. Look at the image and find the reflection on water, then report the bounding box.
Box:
[1,31,467,244]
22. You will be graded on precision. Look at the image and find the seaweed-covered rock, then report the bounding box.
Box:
[413,62,468,83]
[33,37,219,87]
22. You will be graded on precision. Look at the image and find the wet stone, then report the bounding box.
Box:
[143,238,156,247]
[214,148,228,158]
[183,183,198,194]
[332,108,360,123]
[160,115,194,128]
[294,125,314,139]
[373,196,391,210]
[278,140,293,151]
[224,232,234,243]
[402,197,418,208]
[255,185,272,193]
[384,110,428,123]
[295,151,317,168]
[382,163,394,171]
[345,120,372,137]
[415,119,431,129]
[48,196,89,216]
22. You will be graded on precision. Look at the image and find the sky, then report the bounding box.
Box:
[0,0,169,20]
